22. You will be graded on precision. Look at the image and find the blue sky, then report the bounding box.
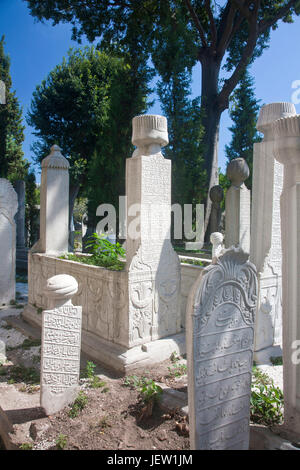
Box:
[1,0,300,183]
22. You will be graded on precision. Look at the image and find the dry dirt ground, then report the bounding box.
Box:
[0,305,190,451]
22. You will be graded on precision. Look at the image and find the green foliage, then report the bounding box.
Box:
[55,434,68,450]
[68,391,88,418]
[123,375,162,404]
[19,442,33,450]
[25,171,40,247]
[270,356,283,366]
[167,363,187,378]
[225,69,262,190]
[60,234,126,271]
[0,36,28,181]
[251,366,284,426]
[82,360,107,389]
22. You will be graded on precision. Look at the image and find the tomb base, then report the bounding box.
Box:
[253,344,282,365]
[22,303,186,373]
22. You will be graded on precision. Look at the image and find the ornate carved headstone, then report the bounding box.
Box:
[186,247,257,450]
[273,113,300,434]
[225,158,251,253]
[40,274,82,415]
[251,103,296,361]
[0,179,18,305]
[126,115,181,347]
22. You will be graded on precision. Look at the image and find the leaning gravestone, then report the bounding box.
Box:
[0,179,18,305]
[40,274,82,415]
[186,247,257,450]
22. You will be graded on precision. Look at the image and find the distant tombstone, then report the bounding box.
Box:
[0,179,18,305]
[40,274,82,415]
[186,247,257,450]
[13,180,26,248]
[225,158,251,252]
[0,340,6,364]
[0,80,5,104]
[209,185,224,235]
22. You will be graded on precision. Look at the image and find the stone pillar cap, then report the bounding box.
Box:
[210,232,224,245]
[44,274,78,301]
[209,185,224,203]
[257,102,296,134]
[42,145,70,169]
[226,158,249,186]
[132,114,168,147]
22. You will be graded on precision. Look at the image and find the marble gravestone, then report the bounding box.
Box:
[40,274,82,415]
[251,103,296,362]
[0,179,18,305]
[126,115,181,346]
[186,247,257,450]
[273,113,300,434]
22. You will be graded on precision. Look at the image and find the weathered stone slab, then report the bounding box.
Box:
[40,274,82,415]
[0,179,18,305]
[186,247,257,450]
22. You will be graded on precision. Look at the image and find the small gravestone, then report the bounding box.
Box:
[0,80,5,104]
[0,340,6,364]
[40,274,82,415]
[0,179,18,305]
[186,247,257,450]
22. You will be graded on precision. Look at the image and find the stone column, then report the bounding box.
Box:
[251,103,296,362]
[125,115,181,348]
[41,274,82,415]
[208,185,224,235]
[225,158,251,253]
[273,114,300,434]
[38,145,69,254]
[186,246,257,449]
[0,179,18,305]
[13,180,26,248]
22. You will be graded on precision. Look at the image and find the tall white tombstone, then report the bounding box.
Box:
[186,247,257,450]
[225,158,251,253]
[40,274,82,415]
[0,179,18,305]
[273,114,300,434]
[251,103,296,362]
[126,115,181,347]
[37,145,69,254]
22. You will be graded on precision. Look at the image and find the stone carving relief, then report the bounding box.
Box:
[187,247,257,450]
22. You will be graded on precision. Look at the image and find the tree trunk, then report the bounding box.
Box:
[199,54,224,241]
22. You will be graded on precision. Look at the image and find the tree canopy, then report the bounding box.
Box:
[0,36,28,181]
[24,0,300,234]
[27,45,152,233]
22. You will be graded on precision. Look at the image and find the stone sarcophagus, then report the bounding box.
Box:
[186,247,257,450]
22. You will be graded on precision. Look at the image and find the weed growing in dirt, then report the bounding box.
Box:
[82,361,108,389]
[68,391,88,418]
[19,442,33,450]
[56,433,68,450]
[167,363,187,378]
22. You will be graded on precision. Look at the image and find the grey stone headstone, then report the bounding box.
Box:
[186,247,257,450]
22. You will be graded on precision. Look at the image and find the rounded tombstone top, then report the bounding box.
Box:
[209,185,224,203]
[210,232,224,246]
[226,158,249,187]
[44,274,78,303]
[42,145,70,170]
[132,114,169,148]
[0,178,18,218]
[257,102,296,136]
[272,114,300,165]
